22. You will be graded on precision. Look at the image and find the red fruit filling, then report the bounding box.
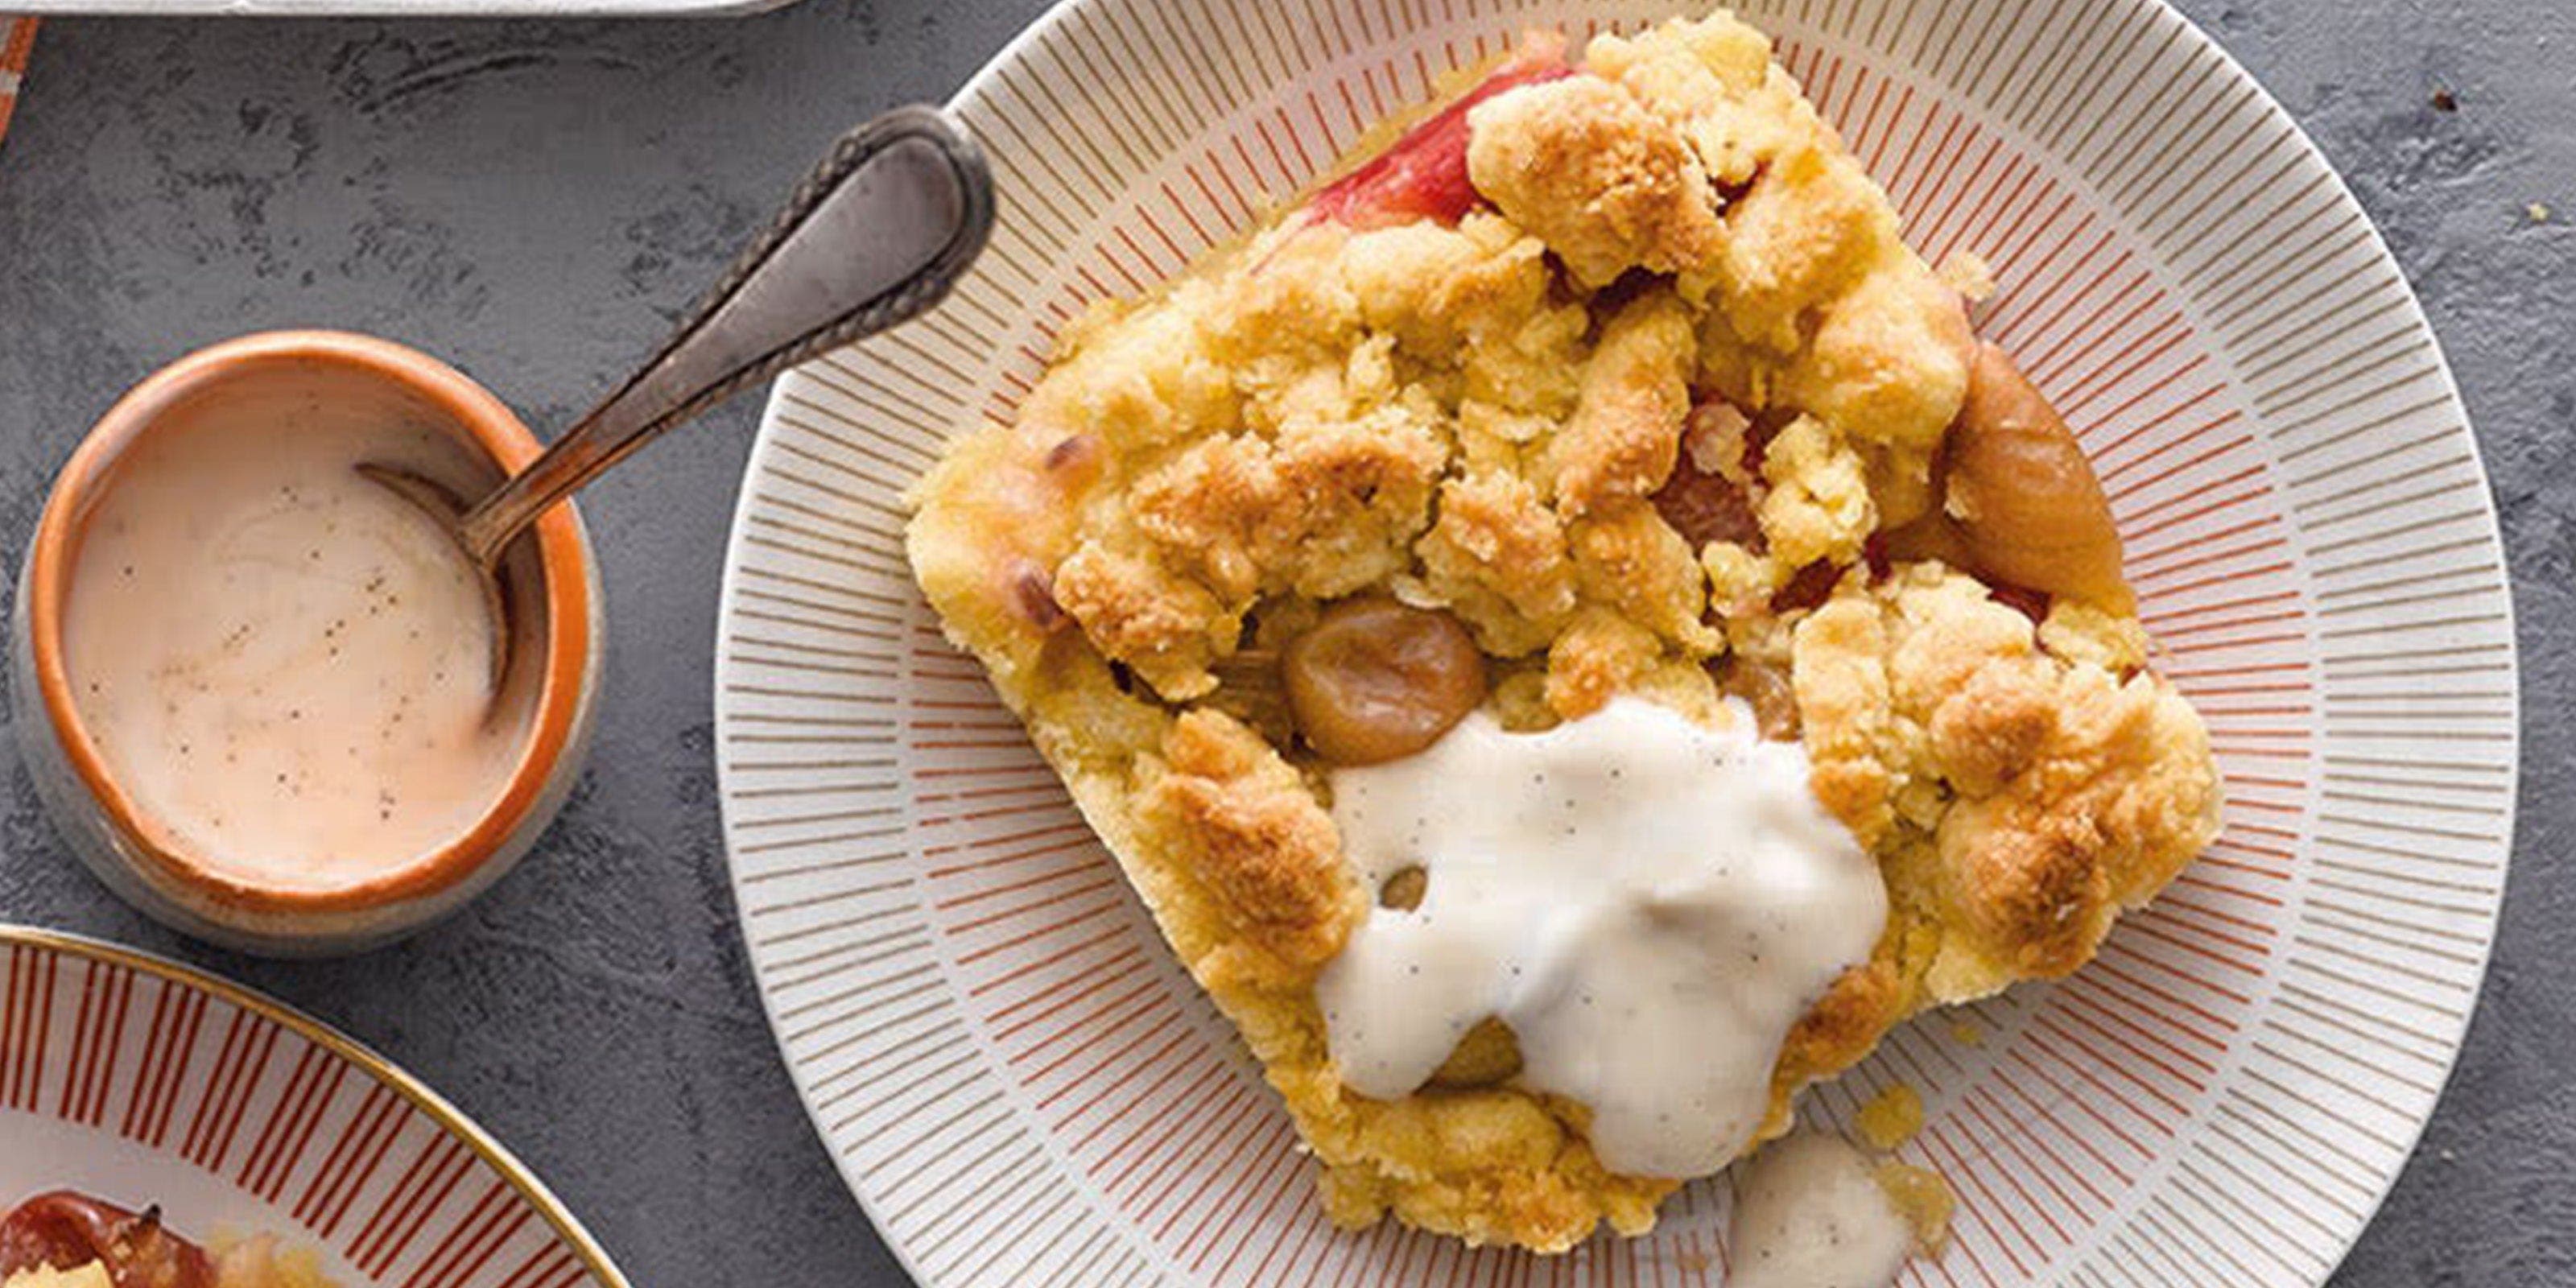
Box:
[0,1192,216,1288]
[1307,39,1573,229]
[1651,460,1763,552]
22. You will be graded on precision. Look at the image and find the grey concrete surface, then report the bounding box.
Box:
[0,0,2565,1283]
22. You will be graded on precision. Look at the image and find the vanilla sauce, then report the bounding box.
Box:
[1315,696,1886,1179]
[61,377,528,892]
[1727,1133,1915,1288]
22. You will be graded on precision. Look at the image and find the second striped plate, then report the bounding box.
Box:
[0,926,629,1288]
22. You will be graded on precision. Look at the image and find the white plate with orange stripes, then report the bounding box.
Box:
[0,927,630,1288]
[716,1,2519,1285]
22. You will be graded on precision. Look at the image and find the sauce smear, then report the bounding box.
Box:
[1728,1133,1914,1288]
[63,375,527,892]
[1315,697,1885,1178]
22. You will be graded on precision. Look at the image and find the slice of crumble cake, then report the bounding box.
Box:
[907,9,2219,1253]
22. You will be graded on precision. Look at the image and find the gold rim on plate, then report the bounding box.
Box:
[0,923,634,1288]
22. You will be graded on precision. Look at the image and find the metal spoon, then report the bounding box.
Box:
[361,105,995,688]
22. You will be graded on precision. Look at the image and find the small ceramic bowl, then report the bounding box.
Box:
[12,331,603,957]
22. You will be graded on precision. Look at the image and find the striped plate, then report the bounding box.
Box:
[0,19,30,150]
[716,1,2518,1284]
[0,927,629,1288]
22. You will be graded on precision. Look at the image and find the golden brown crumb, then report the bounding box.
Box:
[1548,294,1697,516]
[1795,566,2219,1005]
[1571,499,1722,653]
[1756,414,1876,568]
[1873,1162,1956,1252]
[1416,469,1579,654]
[1856,1084,1926,1150]
[1144,710,1364,976]
[1466,76,1725,288]
[1938,250,1996,301]
[1544,607,1662,720]
[1927,660,2057,797]
[1050,543,1233,700]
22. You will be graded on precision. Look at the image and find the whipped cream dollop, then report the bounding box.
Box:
[1315,696,1885,1178]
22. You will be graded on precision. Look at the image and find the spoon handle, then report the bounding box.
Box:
[456,105,996,567]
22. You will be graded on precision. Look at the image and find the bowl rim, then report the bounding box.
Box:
[23,328,597,915]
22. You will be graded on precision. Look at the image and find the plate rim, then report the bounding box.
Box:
[708,10,1113,1288]
[2132,10,2523,1239]
[2137,0,2526,1245]
[0,923,637,1288]
[716,0,2524,1282]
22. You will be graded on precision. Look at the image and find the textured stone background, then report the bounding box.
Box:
[0,0,2566,1282]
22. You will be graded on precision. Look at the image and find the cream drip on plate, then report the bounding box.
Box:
[1726,1133,1914,1288]
[1315,696,1885,1178]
